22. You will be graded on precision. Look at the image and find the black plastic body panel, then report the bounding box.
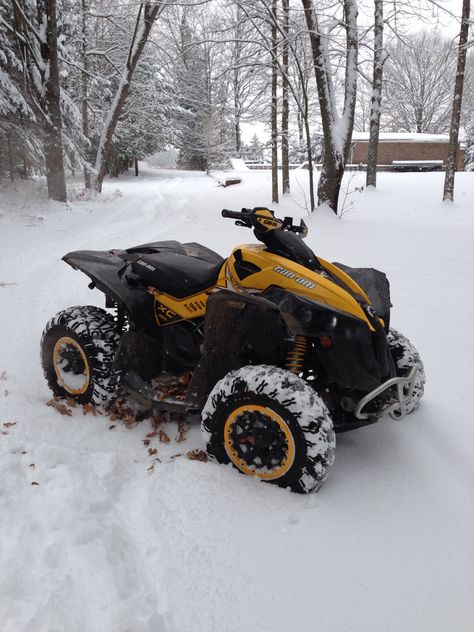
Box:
[332,263,392,331]
[63,240,225,330]
[62,250,156,331]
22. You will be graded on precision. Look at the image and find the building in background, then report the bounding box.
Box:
[350,133,466,170]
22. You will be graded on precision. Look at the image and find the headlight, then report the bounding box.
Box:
[262,287,368,339]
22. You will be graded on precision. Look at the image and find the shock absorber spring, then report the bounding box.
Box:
[285,335,308,374]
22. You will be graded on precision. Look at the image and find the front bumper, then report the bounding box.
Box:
[354,365,419,421]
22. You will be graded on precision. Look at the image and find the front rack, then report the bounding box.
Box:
[354,365,419,421]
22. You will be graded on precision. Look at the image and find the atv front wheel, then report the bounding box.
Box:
[201,365,336,493]
[388,328,426,416]
[41,306,121,407]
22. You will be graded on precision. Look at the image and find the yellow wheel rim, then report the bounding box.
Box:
[53,336,90,396]
[223,404,295,480]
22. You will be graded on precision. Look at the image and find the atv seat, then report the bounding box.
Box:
[131,252,223,298]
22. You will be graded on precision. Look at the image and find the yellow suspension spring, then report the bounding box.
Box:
[285,335,308,374]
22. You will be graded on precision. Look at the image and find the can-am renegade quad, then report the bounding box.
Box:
[41,207,425,493]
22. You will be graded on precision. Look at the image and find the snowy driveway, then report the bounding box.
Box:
[1,166,473,631]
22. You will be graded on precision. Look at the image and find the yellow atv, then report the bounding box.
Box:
[41,207,425,493]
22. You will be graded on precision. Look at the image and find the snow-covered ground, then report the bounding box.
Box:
[1,165,473,631]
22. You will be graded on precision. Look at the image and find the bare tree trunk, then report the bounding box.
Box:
[443,0,470,202]
[42,0,67,202]
[281,0,290,194]
[7,133,14,182]
[271,0,279,203]
[304,114,315,212]
[301,0,358,213]
[93,2,161,192]
[81,0,91,189]
[233,4,243,155]
[366,0,384,188]
[135,157,139,176]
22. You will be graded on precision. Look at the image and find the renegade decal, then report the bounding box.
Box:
[154,300,181,326]
[273,265,316,289]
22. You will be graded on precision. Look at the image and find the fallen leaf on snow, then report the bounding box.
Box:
[158,430,171,443]
[47,399,72,416]
[82,403,97,416]
[148,447,157,456]
[31,482,39,486]
[0,371,7,381]
[177,421,189,443]
[3,421,16,427]
[187,450,208,462]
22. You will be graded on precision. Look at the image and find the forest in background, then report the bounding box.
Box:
[0,0,472,210]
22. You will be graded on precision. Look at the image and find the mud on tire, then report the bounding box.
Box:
[388,328,426,415]
[41,306,121,407]
[201,365,336,493]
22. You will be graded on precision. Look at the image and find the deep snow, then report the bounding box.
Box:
[1,166,473,632]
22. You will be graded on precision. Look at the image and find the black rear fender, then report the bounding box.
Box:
[63,250,153,327]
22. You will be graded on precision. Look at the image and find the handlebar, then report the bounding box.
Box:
[221,207,308,238]
[221,209,247,220]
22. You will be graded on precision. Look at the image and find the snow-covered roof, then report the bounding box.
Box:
[351,132,462,143]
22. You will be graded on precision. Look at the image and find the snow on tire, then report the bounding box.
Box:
[388,328,426,415]
[41,305,121,408]
[201,365,336,493]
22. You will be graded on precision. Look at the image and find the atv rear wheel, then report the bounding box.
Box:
[201,365,336,493]
[388,328,426,416]
[41,306,121,407]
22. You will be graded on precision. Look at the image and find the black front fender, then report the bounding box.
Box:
[186,290,286,408]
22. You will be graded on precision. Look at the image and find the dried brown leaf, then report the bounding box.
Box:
[177,421,189,443]
[3,421,16,428]
[47,399,72,416]
[179,371,193,385]
[148,447,157,456]
[187,450,208,462]
[82,403,97,416]
[158,430,170,443]
[143,438,151,446]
